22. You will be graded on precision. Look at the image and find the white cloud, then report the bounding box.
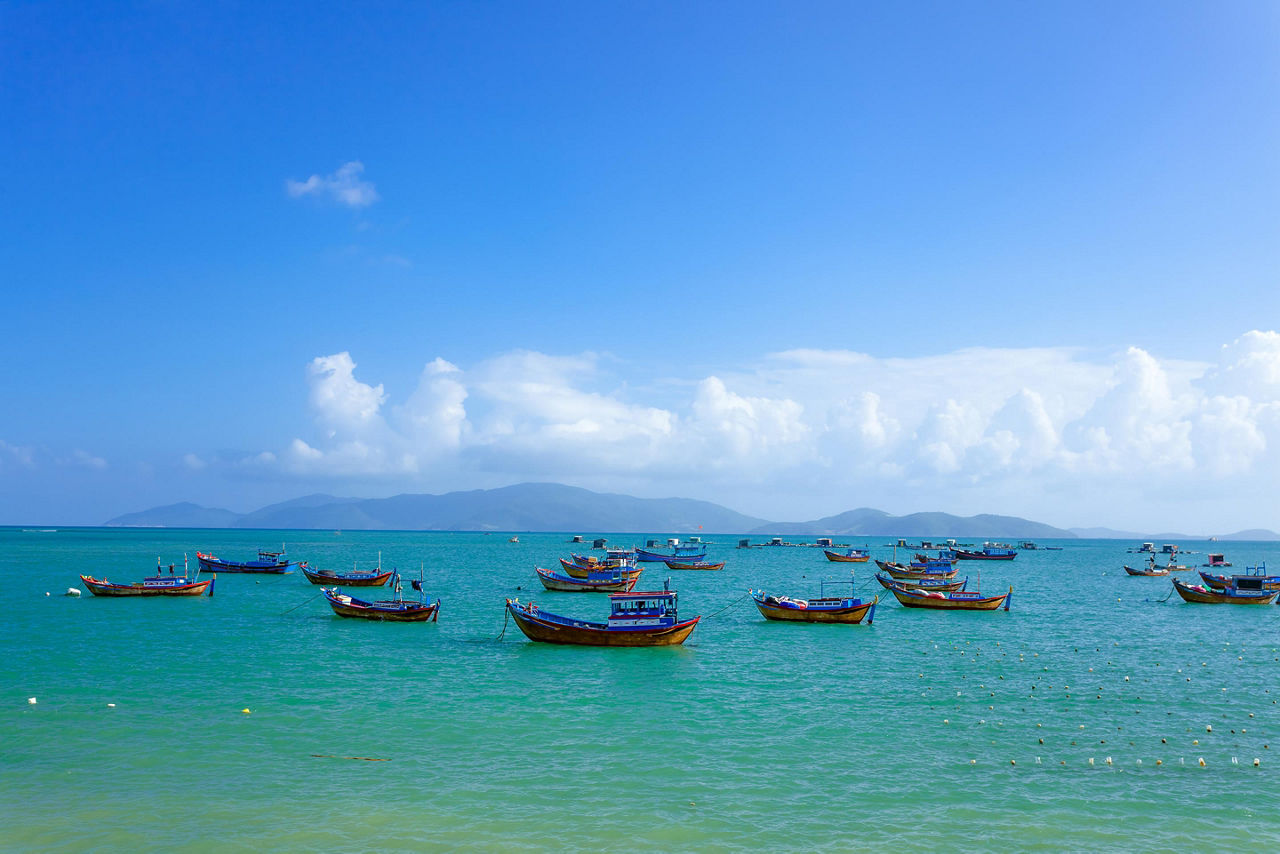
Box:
[286,161,379,207]
[0,439,36,468]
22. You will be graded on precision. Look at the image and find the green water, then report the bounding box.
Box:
[4,528,1280,851]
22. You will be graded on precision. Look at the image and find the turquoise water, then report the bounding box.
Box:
[4,528,1280,851]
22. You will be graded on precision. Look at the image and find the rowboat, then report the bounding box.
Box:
[954,543,1017,560]
[535,566,638,592]
[749,575,877,624]
[321,571,440,621]
[875,559,958,581]
[875,572,968,593]
[196,548,295,574]
[1171,578,1279,605]
[504,585,699,646]
[823,548,869,563]
[301,563,394,587]
[889,584,1012,611]
[1199,562,1280,592]
[80,556,213,597]
[663,559,725,571]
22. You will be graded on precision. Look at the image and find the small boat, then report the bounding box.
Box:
[750,574,876,624]
[1199,562,1280,592]
[322,570,439,621]
[196,547,296,574]
[823,548,869,563]
[1204,554,1232,568]
[889,584,1011,611]
[559,557,642,580]
[875,572,968,592]
[509,536,519,543]
[663,559,725,571]
[914,552,957,565]
[535,566,638,592]
[301,556,394,587]
[1171,578,1279,605]
[80,556,213,597]
[505,583,699,646]
[874,559,958,581]
[954,543,1017,561]
[1124,563,1169,577]
[635,542,707,563]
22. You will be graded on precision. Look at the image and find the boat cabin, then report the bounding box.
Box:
[608,591,679,628]
[1207,554,1229,567]
[770,537,785,546]
[1161,544,1178,554]
[592,538,608,549]
[570,535,584,543]
[816,537,833,548]
[1138,543,1155,553]
[738,539,752,549]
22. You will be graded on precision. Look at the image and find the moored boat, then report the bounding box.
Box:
[1171,577,1279,605]
[301,563,394,587]
[1204,553,1232,568]
[875,572,968,593]
[196,548,296,574]
[560,557,642,580]
[663,559,725,571]
[321,573,440,621]
[1124,563,1169,577]
[823,548,869,563]
[80,556,213,597]
[535,566,639,592]
[889,584,1011,611]
[750,574,876,624]
[504,585,699,646]
[954,543,1017,561]
[875,559,958,581]
[1198,562,1280,593]
[635,542,707,563]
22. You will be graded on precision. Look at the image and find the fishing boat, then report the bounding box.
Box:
[889,584,1011,611]
[954,543,1017,561]
[535,566,639,592]
[504,584,699,646]
[80,556,213,597]
[875,572,968,593]
[301,556,394,587]
[750,574,877,624]
[874,559,958,581]
[1171,577,1279,605]
[914,552,958,565]
[559,557,642,580]
[321,571,439,621]
[196,547,295,574]
[1198,562,1280,592]
[823,548,869,563]
[635,542,707,563]
[663,559,725,571]
[1124,562,1169,577]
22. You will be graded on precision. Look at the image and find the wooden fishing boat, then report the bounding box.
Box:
[749,576,877,623]
[504,586,699,646]
[1199,562,1280,592]
[875,572,968,592]
[559,557,642,580]
[875,559,958,581]
[954,543,1017,560]
[1171,578,1279,605]
[196,548,295,574]
[663,559,725,571]
[80,557,213,597]
[889,584,1012,611]
[914,552,957,565]
[1124,563,1169,577]
[635,544,706,563]
[535,566,638,592]
[301,564,394,586]
[823,548,869,563]
[321,585,440,621]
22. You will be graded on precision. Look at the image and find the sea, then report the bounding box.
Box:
[4,527,1280,852]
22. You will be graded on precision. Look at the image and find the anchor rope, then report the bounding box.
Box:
[702,594,748,619]
[281,591,324,615]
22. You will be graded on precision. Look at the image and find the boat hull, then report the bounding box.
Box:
[663,560,724,571]
[323,590,440,621]
[875,573,967,592]
[751,592,876,624]
[875,560,958,581]
[301,566,393,586]
[505,601,699,646]
[823,550,868,563]
[954,550,1016,561]
[79,574,213,597]
[559,558,642,579]
[635,548,706,563]
[1199,571,1280,592]
[1172,580,1279,605]
[536,567,638,592]
[196,555,292,574]
[890,585,1011,611]
[1124,565,1169,577]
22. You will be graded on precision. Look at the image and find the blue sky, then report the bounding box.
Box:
[2,1,1278,530]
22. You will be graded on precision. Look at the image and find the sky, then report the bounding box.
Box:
[2,1,1278,532]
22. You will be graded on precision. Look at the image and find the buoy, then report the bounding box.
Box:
[1255,758,1261,766]
[1156,759,1162,765]
[1124,676,1129,682]
[1193,739,1199,745]
[970,759,976,765]
[1105,757,1112,765]
[107,703,115,708]
[27,697,36,705]
[1206,725,1213,733]
[1198,757,1206,767]
[44,592,50,597]
[1088,758,1095,766]
[241,708,251,714]
[65,588,81,597]
[1010,759,1016,766]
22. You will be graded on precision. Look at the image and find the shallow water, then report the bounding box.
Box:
[4,529,1280,851]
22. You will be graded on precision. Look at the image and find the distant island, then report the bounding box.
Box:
[103,482,1275,540]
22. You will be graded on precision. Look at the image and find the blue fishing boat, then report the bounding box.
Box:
[80,555,213,597]
[1199,561,1280,593]
[954,543,1017,561]
[535,566,638,592]
[197,547,296,574]
[750,574,877,624]
[505,583,699,646]
[636,542,707,563]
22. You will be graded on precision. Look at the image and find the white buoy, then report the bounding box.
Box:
[1198,757,1206,767]
[65,588,81,597]
[1255,758,1261,767]
[27,697,36,705]
[45,592,50,597]
[1207,725,1213,733]
[107,703,115,708]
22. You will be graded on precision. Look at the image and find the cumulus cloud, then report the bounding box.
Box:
[286,161,379,207]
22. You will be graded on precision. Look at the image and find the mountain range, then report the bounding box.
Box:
[104,482,1278,539]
